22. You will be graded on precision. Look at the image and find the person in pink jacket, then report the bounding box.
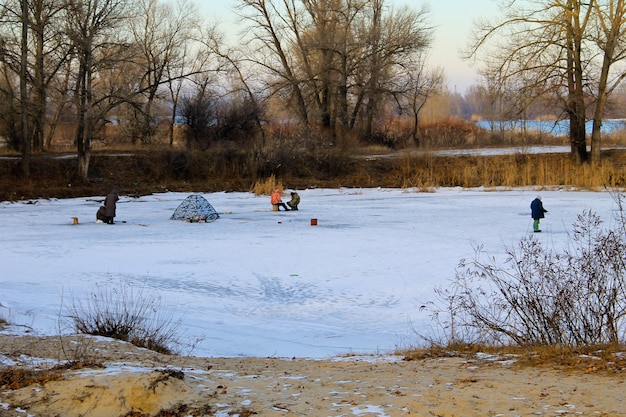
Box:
[271,189,290,211]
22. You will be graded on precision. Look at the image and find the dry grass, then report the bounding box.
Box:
[0,369,62,390]
[2,147,626,201]
[0,359,104,391]
[403,343,626,374]
[392,152,626,190]
[250,174,284,196]
[120,404,217,417]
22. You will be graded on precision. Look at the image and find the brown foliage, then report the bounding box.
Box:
[403,343,626,374]
[2,148,626,201]
[0,368,64,390]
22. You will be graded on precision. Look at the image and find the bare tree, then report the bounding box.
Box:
[63,0,135,181]
[163,42,189,147]
[467,1,585,162]
[129,0,198,144]
[236,0,433,141]
[0,59,20,149]
[0,0,74,159]
[468,0,626,165]
[19,0,28,176]
[198,24,267,145]
[163,41,199,147]
[44,55,73,148]
[179,74,214,150]
[0,1,32,173]
[359,2,432,139]
[28,0,70,152]
[299,0,348,130]
[236,0,310,125]
[404,60,443,146]
[567,0,593,164]
[589,0,626,164]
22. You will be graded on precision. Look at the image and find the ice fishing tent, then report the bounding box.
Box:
[170,194,219,222]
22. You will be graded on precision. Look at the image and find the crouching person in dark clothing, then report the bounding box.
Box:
[97,190,119,224]
[287,191,300,210]
[96,205,108,223]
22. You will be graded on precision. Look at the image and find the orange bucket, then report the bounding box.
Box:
[72,217,79,225]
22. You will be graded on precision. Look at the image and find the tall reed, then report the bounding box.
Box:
[250,174,284,196]
[389,153,626,190]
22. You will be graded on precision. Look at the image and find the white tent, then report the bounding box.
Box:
[170,194,219,222]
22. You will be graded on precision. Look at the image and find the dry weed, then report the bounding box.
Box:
[403,343,626,374]
[0,368,64,390]
[3,148,626,201]
[250,174,284,196]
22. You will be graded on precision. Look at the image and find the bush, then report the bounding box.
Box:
[67,280,182,354]
[424,194,626,347]
[418,118,480,148]
[364,128,409,150]
[0,306,14,331]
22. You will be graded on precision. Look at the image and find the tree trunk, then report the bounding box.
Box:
[569,110,587,164]
[169,101,178,147]
[411,106,419,146]
[76,52,93,182]
[337,53,349,129]
[19,0,30,178]
[566,0,588,164]
[364,0,382,141]
[33,3,46,153]
[77,149,91,182]
[590,63,607,165]
[590,0,625,165]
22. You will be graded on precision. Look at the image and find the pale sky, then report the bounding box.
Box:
[195,0,500,94]
[422,0,499,93]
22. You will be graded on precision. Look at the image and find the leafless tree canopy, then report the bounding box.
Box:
[467,0,626,164]
[0,0,438,180]
[235,0,435,142]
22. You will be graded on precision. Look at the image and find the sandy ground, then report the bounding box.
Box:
[0,335,625,417]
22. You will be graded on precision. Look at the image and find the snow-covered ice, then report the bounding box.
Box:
[0,187,621,358]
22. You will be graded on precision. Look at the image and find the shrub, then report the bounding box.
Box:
[418,118,480,148]
[364,128,409,149]
[67,280,182,354]
[0,307,13,330]
[424,194,626,347]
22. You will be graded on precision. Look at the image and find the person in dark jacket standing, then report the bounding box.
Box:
[102,190,119,224]
[530,196,547,232]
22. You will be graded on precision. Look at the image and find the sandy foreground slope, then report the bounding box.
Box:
[0,335,624,417]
